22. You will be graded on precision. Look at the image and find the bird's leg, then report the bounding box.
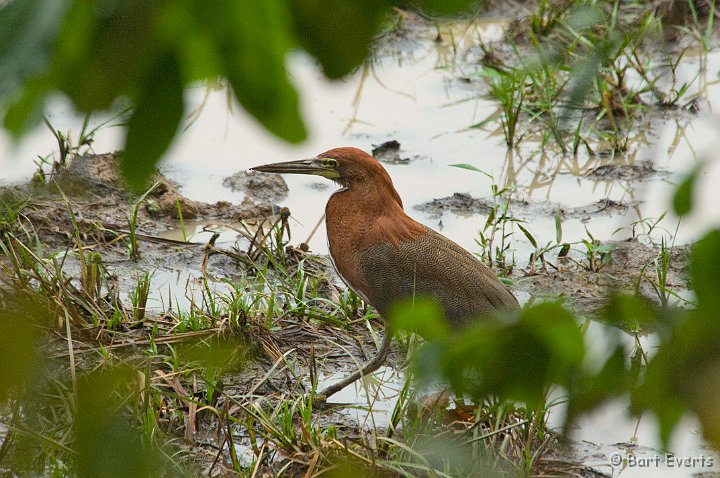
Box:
[316,328,393,400]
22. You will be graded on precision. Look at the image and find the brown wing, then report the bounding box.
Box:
[357,226,519,326]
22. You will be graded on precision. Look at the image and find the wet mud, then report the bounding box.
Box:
[3,153,275,247]
[222,170,289,203]
[585,161,666,181]
[416,192,641,222]
[511,239,690,317]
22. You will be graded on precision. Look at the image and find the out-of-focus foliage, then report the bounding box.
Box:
[389,297,449,340]
[0,290,194,475]
[289,0,388,79]
[673,166,701,217]
[74,367,165,478]
[394,301,597,408]
[0,0,478,190]
[632,230,720,448]
[0,289,46,401]
[395,226,720,449]
[428,303,585,407]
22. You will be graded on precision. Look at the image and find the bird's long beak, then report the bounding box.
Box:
[250,159,339,179]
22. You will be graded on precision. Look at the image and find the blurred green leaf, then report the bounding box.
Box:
[673,169,697,217]
[202,1,307,143]
[565,345,631,429]
[691,229,720,312]
[177,334,248,371]
[631,230,720,448]
[0,291,45,401]
[1,0,493,186]
[322,451,377,478]
[3,78,48,134]
[75,367,165,477]
[526,303,585,367]
[416,302,584,407]
[56,0,164,111]
[388,297,449,340]
[5,0,310,184]
[289,0,386,79]
[630,318,695,447]
[601,293,660,332]
[121,55,183,191]
[562,6,623,112]
[0,0,71,98]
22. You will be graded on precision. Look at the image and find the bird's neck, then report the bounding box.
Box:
[325,181,426,296]
[326,181,426,251]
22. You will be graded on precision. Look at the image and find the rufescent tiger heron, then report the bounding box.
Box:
[250,147,520,398]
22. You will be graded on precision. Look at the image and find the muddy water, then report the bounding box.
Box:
[2,17,720,478]
[318,366,406,428]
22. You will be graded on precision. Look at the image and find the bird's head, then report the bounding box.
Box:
[250,147,397,194]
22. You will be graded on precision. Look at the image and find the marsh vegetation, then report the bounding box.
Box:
[1,1,720,477]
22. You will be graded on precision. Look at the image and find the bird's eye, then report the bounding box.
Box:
[322,158,338,168]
